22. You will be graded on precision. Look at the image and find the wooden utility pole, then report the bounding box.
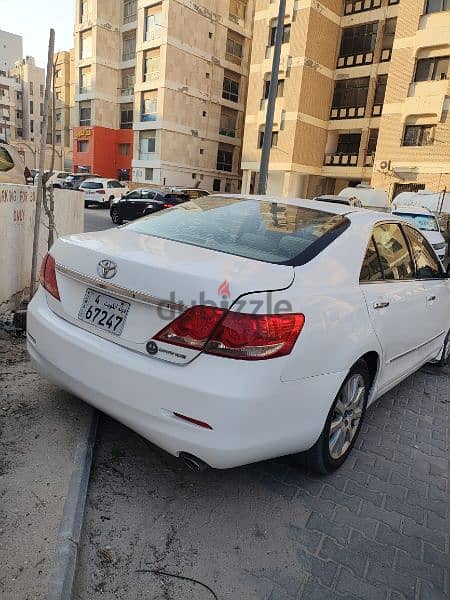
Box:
[257,0,286,195]
[29,29,55,298]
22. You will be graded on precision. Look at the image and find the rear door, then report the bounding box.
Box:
[360,222,426,390]
[121,190,141,219]
[133,190,158,217]
[403,225,449,358]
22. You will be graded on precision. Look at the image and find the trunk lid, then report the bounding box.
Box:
[48,229,295,363]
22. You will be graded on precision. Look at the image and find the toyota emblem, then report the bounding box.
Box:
[97,259,118,279]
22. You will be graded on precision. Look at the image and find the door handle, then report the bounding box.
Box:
[427,295,436,302]
[373,301,390,309]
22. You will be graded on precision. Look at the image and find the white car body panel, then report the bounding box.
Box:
[80,178,128,205]
[27,196,450,468]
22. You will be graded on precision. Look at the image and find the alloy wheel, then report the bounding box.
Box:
[328,374,366,460]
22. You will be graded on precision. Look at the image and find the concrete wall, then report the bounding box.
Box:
[0,184,84,313]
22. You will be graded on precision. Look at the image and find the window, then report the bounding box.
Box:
[0,146,14,172]
[108,180,123,188]
[331,77,369,118]
[139,131,156,159]
[120,103,133,129]
[56,91,62,100]
[269,23,291,46]
[126,199,350,266]
[367,129,379,156]
[222,74,240,102]
[79,100,91,125]
[121,68,135,95]
[226,36,244,65]
[213,179,221,192]
[30,100,34,114]
[40,84,44,97]
[79,66,91,93]
[425,0,449,13]
[77,140,89,152]
[217,144,234,172]
[220,108,237,138]
[360,237,384,282]
[80,30,92,60]
[344,0,381,15]
[55,69,62,79]
[30,120,34,133]
[258,130,279,148]
[381,18,396,61]
[338,23,377,67]
[414,56,449,82]
[123,0,137,24]
[404,226,442,279]
[122,33,136,61]
[29,82,33,95]
[402,124,435,146]
[263,79,284,99]
[55,111,61,122]
[40,103,44,116]
[372,74,388,116]
[143,51,160,81]
[145,167,154,181]
[55,133,62,144]
[372,223,414,280]
[16,110,22,119]
[336,133,361,155]
[80,0,88,22]
[145,9,162,41]
[142,90,157,120]
[119,143,131,156]
[229,0,247,22]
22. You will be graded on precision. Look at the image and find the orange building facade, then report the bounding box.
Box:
[72,126,133,178]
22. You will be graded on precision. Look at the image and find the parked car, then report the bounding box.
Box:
[314,194,362,207]
[0,141,30,185]
[28,196,450,473]
[164,187,209,199]
[80,178,128,208]
[110,188,189,224]
[391,205,447,261]
[48,171,71,188]
[63,172,100,190]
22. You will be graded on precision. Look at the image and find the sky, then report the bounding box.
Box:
[0,0,74,68]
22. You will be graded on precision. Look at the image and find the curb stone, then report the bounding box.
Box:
[47,406,98,600]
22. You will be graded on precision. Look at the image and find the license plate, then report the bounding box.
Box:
[78,289,130,336]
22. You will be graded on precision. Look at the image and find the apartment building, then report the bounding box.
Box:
[372,1,450,198]
[72,0,254,191]
[10,56,45,143]
[241,0,400,197]
[53,50,75,148]
[0,29,23,71]
[0,71,20,142]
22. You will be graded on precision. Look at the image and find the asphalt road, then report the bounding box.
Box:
[84,207,116,233]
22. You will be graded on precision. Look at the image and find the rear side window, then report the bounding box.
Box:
[108,180,123,188]
[82,181,103,189]
[0,147,14,172]
[404,226,442,279]
[362,223,414,281]
[126,197,350,266]
[360,237,383,282]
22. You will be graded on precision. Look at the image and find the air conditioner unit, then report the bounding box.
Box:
[378,159,391,172]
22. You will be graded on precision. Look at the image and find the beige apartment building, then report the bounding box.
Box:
[72,0,254,191]
[53,49,75,149]
[242,0,450,201]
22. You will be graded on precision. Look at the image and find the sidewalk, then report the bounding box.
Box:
[0,333,91,600]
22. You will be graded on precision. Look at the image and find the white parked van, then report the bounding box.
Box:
[338,185,389,210]
[391,205,447,261]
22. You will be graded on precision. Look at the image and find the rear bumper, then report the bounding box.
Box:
[27,289,346,468]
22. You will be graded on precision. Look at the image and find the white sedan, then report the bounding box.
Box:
[27,196,450,473]
[79,178,128,208]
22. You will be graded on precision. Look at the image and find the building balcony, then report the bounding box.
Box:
[330,106,366,120]
[405,79,448,119]
[417,11,450,51]
[337,52,374,69]
[324,153,359,167]
[219,127,236,138]
[141,113,157,122]
[344,0,381,16]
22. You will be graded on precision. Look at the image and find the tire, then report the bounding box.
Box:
[436,330,450,368]
[84,201,90,208]
[303,360,370,474]
[111,206,123,225]
[105,196,114,209]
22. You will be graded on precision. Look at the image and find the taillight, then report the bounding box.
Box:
[155,306,225,350]
[96,189,106,194]
[39,253,60,300]
[163,203,172,209]
[154,307,305,360]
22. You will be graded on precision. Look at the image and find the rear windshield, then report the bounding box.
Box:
[82,181,103,189]
[393,212,439,232]
[126,197,349,265]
